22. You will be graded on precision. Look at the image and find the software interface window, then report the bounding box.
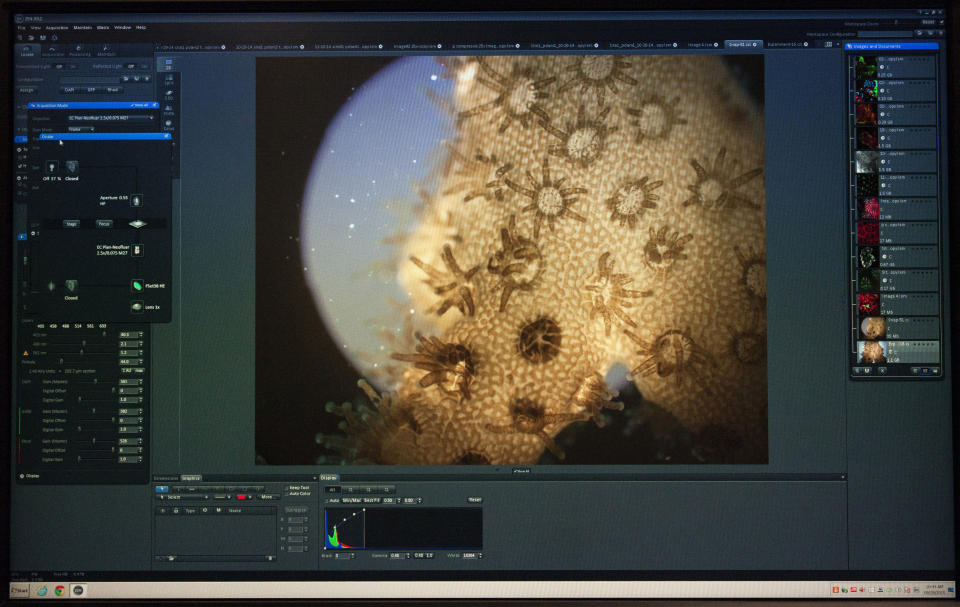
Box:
[6,6,956,600]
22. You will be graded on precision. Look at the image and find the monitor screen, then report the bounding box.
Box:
[3,2,957,601]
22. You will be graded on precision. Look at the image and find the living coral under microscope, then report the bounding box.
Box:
[305,55,768,465]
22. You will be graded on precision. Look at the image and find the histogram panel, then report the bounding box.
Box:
[323,507,482,550]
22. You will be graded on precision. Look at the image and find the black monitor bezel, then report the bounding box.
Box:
[1,0,957,601]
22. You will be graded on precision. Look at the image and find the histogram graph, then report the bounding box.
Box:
[324,507,482,550]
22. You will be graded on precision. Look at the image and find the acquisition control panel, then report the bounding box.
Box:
[12,42,182,483]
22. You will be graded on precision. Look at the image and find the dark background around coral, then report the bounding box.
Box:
[256,57,394,466]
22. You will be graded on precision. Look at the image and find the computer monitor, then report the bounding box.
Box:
[3,1,957,601]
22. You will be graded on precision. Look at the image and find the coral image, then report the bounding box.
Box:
[860,316,886,340]
[859,340,887,364]
[257,55,767,465]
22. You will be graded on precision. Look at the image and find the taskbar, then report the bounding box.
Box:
[7,580,957,600]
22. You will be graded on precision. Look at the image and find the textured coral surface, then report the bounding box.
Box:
[321,55,767,465]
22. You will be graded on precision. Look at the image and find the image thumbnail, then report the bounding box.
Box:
[256,55,768,465]
[856,79,878,103]
[856,103,877,126]
[857,127,878,150]
[858,246,878,270]
[860,316,887,340]
[855,55,877,79]
[857,173,878,197]
[858,293,880,316]
[857,221,879,245]
[858,340,888,364]
[855,151,878,174]
[859,197,879,220]
[858,268,880,292]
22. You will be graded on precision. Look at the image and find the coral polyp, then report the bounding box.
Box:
[318,380,427,465]
[542,104,616,166]
[626,94,687,143]
[642,226,693,279]
[484,397,588,460]
[516,315,562,364]
[605,176,662,229]
[583,251,652,335]
[315,55,767,465]
[392,334,475,401]
[734,245,767,322]
[486,215,545,313]
[727,326,765,365]
[444,148,515,205]
[734,245,766,301]
[409,244,480,317]
[559,55,637,106]
[505,157,587,239]
[458,57,556,133]
[570,373,622,428]
[683,147,763,210]
[625,327,711,386]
